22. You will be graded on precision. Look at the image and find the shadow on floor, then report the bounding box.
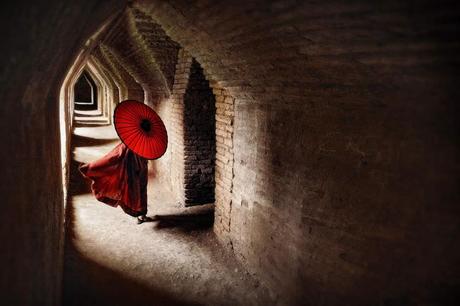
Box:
[68,159,92,196]
[75,122,111,128]
[64,175,203,306]
[63,248,202,306]
[72,133,119,147]
[64,126,221,306]
[153,210,214,232]
[74,113,103,117]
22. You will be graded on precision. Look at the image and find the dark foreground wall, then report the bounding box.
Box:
[140,1,460,305]
[0,1,125,304]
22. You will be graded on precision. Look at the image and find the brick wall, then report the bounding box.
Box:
[90,53,122,105]
[133,1,460,304]
[183,59,216,205]
[166,51,219,207]
[0,0,458,304]
[211,84,235,242]
[129,7,179,92]
[168,49,192,202]
[98,44,144,102]
[90,56,121,110]
[99,9,178,107]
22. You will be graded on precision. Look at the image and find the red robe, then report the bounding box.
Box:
[79,142,148,217]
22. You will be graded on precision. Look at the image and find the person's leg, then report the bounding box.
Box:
[137,214,155,224]
[137,158,149,225]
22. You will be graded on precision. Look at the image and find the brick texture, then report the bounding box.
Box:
[3,1,457,305]
[183,59,216,205]
[167,49,192,202]
[133,1,460,304]
[212,85,235,240]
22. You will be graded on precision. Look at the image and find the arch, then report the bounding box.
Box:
[86,58,115,122]
[74,70,98,110]
[99,44,145,102]
[2,2,458,305]
[102,9,172,107]
[91,51,124,103]
[183,59,216,205]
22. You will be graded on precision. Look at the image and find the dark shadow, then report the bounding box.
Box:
[74,112,103,117]
[68,159,92,196]
[75,122,111,127]
[72,133,119,147]
[74,70,99,111]
[64,136,203,306]
[64,191,201,306]
[63,248,202,306]
[64,119,215,306]
[183,59,216,206]
[153,210,214,232]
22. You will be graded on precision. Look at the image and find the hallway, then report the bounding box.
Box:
[63,119,270,306]
[1,1,459,305]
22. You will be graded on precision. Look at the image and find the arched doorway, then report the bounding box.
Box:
[74,70,98,111]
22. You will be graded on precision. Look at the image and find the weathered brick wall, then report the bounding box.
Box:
[92,46,128,101]
[98,44,144,102]
[168,49,193,202]
[1,0,458,304]
[129,7,179,92]
[211,84,235,242]
[93,9,180,187]
[90,56,121,110]
[134,1,460,304]
[91,56,121,105]
[183,59,216,205]
[164,51,218,206]
[87,58,119,122]
[99,9,178,107]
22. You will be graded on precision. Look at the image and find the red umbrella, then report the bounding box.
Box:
[114,100,168,160]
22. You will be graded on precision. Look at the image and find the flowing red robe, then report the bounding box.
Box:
[79,142,148,217]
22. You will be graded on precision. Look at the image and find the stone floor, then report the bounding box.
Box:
[62,115,271,306]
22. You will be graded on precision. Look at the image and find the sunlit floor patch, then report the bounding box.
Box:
[63,124,270,306]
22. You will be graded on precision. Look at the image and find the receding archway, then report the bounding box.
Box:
[74,71,98,110]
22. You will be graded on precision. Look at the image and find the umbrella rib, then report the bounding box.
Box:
[121,108,140,122]
[140,104,147,119]
[151,138,161,159]
[148,139,156,159]
[116,122,139,128]
[127,130,141,152]
[122,129,141,146]
[143,105,150,119]
[117,128,139,139]
[115,100,168,160]
[116,113,138,122]
[123,103,142,119]
[125,130,142,149]
[115,119,138,125]
[136,133,145,157]
[130,129,144,155]
[140,133,148,159]
[117,106,139,121]
[137,134,144,158]
[116,124,138,130]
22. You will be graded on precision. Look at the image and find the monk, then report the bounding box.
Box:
[79,142,151,224]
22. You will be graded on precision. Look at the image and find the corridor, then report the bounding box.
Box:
[1,1,459,305]
[63,116,269,306]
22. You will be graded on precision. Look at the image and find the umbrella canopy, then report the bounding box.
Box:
[114,100,168,160]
